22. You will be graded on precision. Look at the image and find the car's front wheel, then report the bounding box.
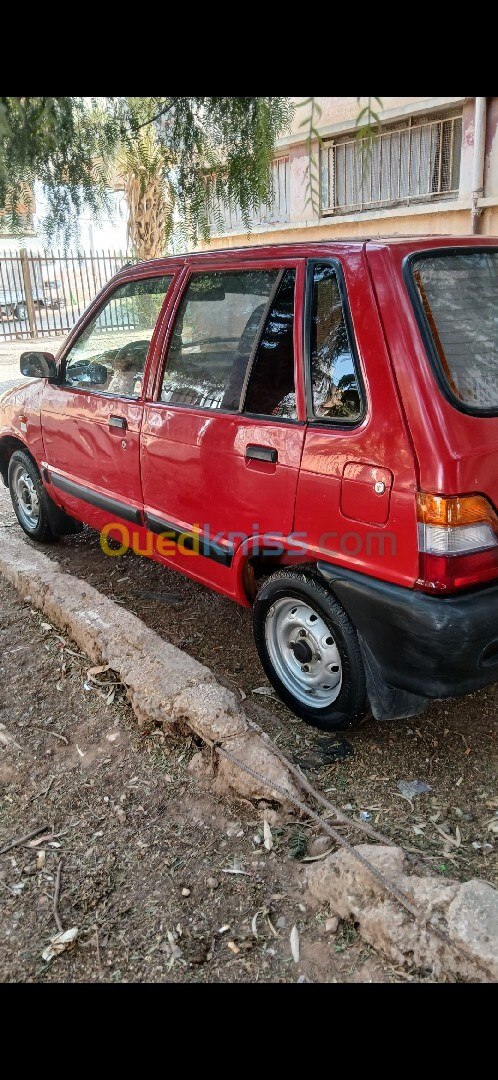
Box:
[253,567,367,731]
[8,450,56,542]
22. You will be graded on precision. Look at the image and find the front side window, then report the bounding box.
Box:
[310,263,362,421]
[64,275,173,397]
[410,250,498,412]
[160,269,279,410]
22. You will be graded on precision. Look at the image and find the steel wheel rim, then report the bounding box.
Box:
[11,464,40,531]
[264,597,343,708]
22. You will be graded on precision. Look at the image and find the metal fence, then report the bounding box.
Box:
[0,249,133,342]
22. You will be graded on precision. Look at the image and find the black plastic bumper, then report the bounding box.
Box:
[317,562,498,700]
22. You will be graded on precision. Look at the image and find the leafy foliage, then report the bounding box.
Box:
[297,97,323,216]
[288,826,308,860]
[0,97,293,254]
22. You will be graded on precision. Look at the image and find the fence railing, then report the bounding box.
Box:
[0,249,133,342]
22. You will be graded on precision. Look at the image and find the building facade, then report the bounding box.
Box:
[202,96,498,249]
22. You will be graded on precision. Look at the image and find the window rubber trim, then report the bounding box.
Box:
[402,245,498,419]
[303,258,367,429]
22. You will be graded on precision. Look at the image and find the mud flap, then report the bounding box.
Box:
[44,490,83,537]
[359,636,429,722]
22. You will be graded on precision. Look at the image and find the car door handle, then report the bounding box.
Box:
[109,415,127,431]
[245,444,278,464]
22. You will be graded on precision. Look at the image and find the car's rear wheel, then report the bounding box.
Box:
[8,450,56,542]
[14,302,28,321]
[253,567,367,731]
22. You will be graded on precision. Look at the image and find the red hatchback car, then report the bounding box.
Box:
[1,237,497,730]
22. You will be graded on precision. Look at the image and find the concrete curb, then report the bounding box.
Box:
[306,843,498,982]
[0,529,304,808]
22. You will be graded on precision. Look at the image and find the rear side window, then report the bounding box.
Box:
[160,269,279,410]
[244,268,297,419]
[410,250,498,413]
[310,263,362,422]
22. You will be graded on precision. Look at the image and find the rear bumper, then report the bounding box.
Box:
[317,562,498,699]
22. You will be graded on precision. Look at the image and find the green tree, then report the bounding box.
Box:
[0,97,293,254]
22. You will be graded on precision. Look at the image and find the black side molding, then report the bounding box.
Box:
[145,513,233,567]
[46,471,142,525]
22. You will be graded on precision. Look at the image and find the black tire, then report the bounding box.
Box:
[14,303,28,322]
[253,566,367,731]
[8,450,57,542]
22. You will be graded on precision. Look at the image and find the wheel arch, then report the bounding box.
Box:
[0,434,34,486]
[232,538,320,606]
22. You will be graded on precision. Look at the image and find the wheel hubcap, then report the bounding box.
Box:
[11,464,40,531]
[265,597,343,708]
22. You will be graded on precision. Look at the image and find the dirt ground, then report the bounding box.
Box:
[0,479,497,983]
[1,573,417,984]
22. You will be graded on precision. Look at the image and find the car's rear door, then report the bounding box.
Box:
[141,255,307,597]
[40,270,176,532]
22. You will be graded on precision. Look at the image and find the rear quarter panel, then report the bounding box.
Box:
[367,239,498,511]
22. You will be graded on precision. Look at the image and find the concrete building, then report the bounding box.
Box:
[202,96,498,249]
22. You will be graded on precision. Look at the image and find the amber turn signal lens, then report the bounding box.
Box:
[416,493,498,529]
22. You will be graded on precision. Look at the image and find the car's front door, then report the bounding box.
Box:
[41,272,174,531]
[141,258,307,597]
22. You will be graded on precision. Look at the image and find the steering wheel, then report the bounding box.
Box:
[114,339,151,367]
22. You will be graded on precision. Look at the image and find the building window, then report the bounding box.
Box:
[208,157,290,235]
[321,112,462,216]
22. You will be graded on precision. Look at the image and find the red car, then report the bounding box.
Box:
[1,237,497,730]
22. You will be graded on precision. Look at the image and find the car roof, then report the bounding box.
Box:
[115,235,498,278]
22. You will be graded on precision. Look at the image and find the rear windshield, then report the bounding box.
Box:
[409,250,498,413]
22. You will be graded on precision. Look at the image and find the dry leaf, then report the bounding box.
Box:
[227,941,240,955]
[36,850,46,871]
[290,924,300,963]
[434,824,460,847]
[301,847,335,863]
[251,686,275,697]
[0,724,22,750]
[166,929,182,960]
[41,622,53,632]
[42,927,78,962]
[263,819,273,851]
[87,664,110,677]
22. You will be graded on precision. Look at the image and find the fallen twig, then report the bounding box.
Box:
[95,926,102,971]
[53,859,64,933]
[42,776,55,798]
[0,825,48,857]
[33,727,68,745]
[0,877,17,896]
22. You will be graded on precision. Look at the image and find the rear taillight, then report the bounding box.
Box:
[416,493,498,593]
